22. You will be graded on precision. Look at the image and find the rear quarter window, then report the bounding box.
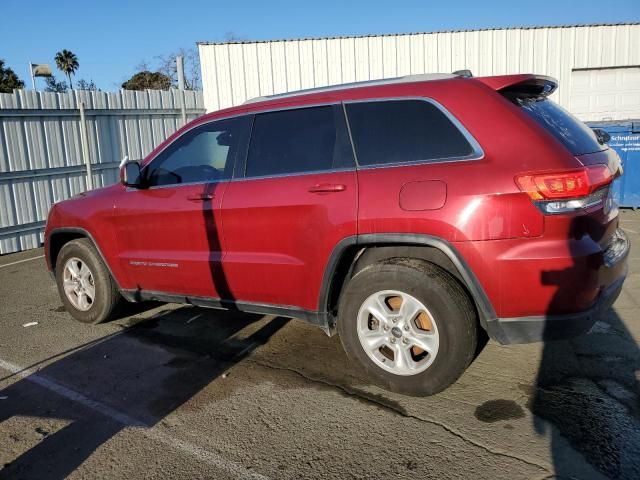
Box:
[344,99,477,166]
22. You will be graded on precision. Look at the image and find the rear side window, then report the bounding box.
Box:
[514,98,605,156]
[245,105,354,178]
[345,100,475,166]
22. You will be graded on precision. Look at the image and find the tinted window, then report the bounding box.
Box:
[515,98,605,156]
[345,100,474,166]
[245,105,353,177]
[146,116,249,187]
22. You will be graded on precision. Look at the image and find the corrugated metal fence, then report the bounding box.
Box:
[0,89,205,254]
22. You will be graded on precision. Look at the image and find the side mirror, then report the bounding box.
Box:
[120,161,142,188]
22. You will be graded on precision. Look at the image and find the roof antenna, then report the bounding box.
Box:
[453,69,473,78]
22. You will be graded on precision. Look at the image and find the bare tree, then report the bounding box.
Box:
[154,48,201,90]
[134,37,245,92]
[134,60,151,72]
[44,76,68,93]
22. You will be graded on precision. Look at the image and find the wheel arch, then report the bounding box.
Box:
[48,227,123,290]
[318,234,497,330]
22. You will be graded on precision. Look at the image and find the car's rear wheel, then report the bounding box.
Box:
[338,258,477,396]
[55,238,123,324]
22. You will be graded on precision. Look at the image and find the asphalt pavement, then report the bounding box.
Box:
[1,210,639,479]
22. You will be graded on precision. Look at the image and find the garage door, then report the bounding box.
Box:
[570,67,640,122]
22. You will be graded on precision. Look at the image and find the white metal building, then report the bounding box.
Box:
[198,23,640,121]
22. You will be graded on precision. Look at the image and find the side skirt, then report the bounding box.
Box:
[120,289,332,335]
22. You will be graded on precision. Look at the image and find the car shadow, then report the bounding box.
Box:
[531,214,640,479]
[1,145,275,478]
[0,307,289,479]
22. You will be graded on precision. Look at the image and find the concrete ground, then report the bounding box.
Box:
[1,210,639,480]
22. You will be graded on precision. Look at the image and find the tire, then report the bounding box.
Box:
[337,258,477,396]
[55,238,124,324]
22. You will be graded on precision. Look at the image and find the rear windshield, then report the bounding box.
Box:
[514,97,605,156]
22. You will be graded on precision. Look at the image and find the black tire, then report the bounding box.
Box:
[55,238,124,324]
[337,258,477,396]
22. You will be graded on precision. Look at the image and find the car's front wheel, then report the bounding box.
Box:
[55,238,123,324]
[337,258,478,396]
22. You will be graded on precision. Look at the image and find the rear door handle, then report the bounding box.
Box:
[187,193,214,201]
[308,183,346,193]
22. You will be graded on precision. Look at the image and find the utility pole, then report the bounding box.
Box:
[176,55,187,126]
[79,101,94,190]
[29,62,36,90]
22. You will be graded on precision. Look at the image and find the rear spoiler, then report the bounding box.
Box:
[476,74,558,99]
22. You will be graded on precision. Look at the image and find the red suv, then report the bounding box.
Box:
[45,73,629,395]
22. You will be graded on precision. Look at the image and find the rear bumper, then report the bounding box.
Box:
[484,227,630,345]
[485,274,626,344]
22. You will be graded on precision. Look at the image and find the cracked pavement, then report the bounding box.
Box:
[1,209,639,479]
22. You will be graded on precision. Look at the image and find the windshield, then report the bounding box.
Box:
[515,97,606,156]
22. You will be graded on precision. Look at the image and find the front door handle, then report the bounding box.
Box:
[308,183,346,193]
[187,193,214,201]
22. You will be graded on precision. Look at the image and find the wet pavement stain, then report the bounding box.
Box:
[475,399,525,423]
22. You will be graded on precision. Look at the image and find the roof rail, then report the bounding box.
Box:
[243,73,458,104]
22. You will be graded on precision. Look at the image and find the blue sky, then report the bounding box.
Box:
[1,0,638,91]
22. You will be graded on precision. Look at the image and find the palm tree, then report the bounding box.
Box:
[54,50,79,89]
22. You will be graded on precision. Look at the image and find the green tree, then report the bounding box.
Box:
[0,59,25,93]
[44,76,68,93]
[54,49,79,89]
[121,71,172,91]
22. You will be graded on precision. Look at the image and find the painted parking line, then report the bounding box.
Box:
[0,254,45,268]
[0,357,269,480]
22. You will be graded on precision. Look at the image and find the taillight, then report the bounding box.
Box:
[515,169,589,200]
[515,165,614,214]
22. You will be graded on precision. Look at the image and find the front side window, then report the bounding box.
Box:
[245,105,353,178]
[145,116,250,187]
[345,100,475,166]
